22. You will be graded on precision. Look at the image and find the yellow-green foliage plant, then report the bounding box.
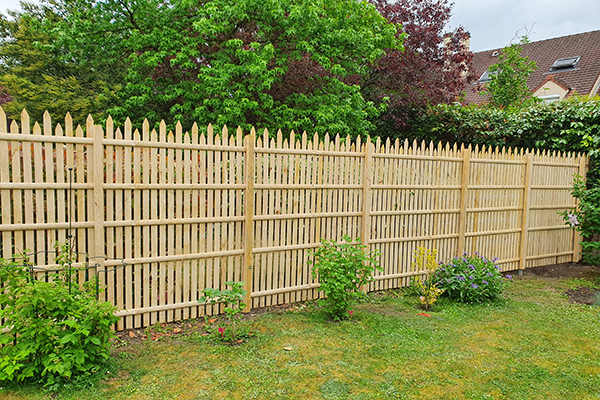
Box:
[411,247,445,310]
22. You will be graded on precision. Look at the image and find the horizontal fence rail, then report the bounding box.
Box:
[0,108,587,330]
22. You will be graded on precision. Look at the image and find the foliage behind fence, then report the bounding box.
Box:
[0,108,587,330]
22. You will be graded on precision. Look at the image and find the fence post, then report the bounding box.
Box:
[242,129,255,312]
[519,151,533,275]
[457,145,471,257]
[572,154,587,263]
[92,125,106,300]
[361,139,374,292]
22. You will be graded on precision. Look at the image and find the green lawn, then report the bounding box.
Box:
[2,274,600,400]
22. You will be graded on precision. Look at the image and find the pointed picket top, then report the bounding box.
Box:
[41,111,51,136]
[175,121,183,145]
[86,114,94,131]
[10,120,18,133]
[102,117,113,143]
[33,121,42,136]
[159,120,167,143]
[256,136,263,148]
[221,124,228,138]
[355,135,362,152]
[20,109,29,135]
[183,128,191,146]
[0,108,6,134]
[114,126,122,140]
[262,127,269,148]
[269,136,276,149]
[312,132,319,147]
[333,133,340,149]
[301,131,308,149]
[276,129,283,149]
[323,132,330,150]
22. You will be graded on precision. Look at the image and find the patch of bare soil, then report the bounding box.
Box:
[515,262,600,279]
[565,287,600,305]
[111,302,311,347]
[508,262,600,305]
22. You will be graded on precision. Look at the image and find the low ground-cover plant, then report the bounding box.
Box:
[560,175,600,265]
[410,247,444,310]
[0,245,118,388]
[310,236,381,320]
[433,252,510,303]
[199,281,248,343]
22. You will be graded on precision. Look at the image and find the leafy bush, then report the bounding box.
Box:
[410,97,600,166]
[560,175,600,264]
[200,281,248,343]
[310,236,381,320]
[410,247,444,310]
[0,250,118,388]
[433,253,510,303]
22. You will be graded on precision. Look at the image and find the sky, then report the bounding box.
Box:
[1,0,599,52]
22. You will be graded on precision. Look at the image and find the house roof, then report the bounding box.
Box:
[464,30,600,104]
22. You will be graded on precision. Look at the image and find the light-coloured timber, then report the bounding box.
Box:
[0,107,587,331]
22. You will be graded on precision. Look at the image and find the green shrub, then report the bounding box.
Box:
[433,253,510,303]
[560,176,600,265]
[200,281,247,343]
[0,250,118,388]
[310,236,381,320]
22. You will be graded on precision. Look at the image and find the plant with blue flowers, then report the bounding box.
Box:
[432,252,510,303]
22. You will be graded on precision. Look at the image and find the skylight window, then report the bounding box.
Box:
[549,56,581,72]
[478,70,498,83]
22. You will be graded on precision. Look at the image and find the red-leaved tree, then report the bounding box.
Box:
[364,0,476,139]
[0,86,12,107]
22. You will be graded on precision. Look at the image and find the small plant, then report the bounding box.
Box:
[560,175,600,265]
[0,242,118,388]
[410,247,445,310]
[199,281,247,343]
[433,252,509,303]
[309,236,381,320]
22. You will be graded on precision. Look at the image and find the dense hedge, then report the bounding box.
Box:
[407,97,600,180]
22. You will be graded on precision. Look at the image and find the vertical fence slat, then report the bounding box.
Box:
[573,155,587,262]
[457,145,471,257]
[519,152,534,273]
[92,125,106,300]
[0,108,11,258]
[361,140,374,292]
[242,130,255,312]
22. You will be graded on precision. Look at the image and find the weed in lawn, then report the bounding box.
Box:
[320,379,350,399]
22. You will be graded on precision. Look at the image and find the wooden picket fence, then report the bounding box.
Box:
[0,108,587,330]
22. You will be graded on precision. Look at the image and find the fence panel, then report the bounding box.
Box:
[0,108,587,330]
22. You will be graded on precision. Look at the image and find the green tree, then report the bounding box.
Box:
[0,1,121,125]
[483,37,538,109]
[53,0,402,137]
